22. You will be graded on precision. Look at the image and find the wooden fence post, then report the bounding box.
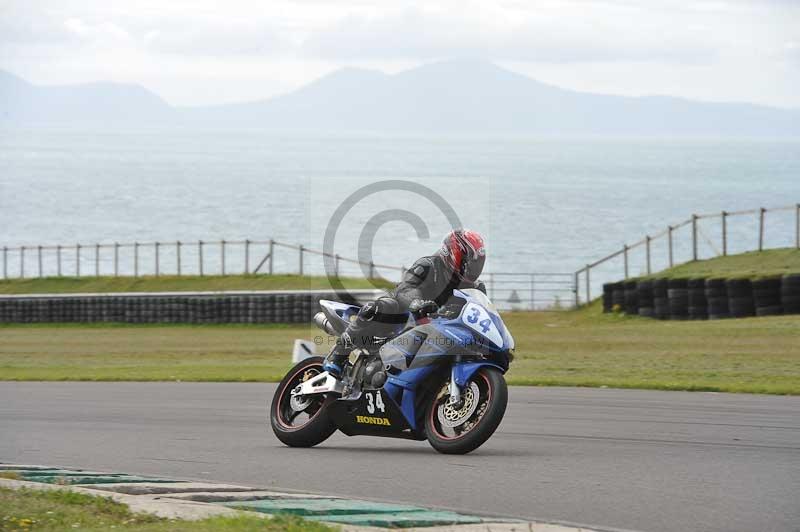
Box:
[198,240,204,276]
[530,273,535,310]
[796,204,800,249]
[574,270,580,307]
[298,245,304,275]
[268,239,274,275]
[585,265,591,302]
[623,245,629,279]
[758,207,765,251]
[668,225,674,267]
[722,211,728,256]
[220,240,226,276]
[691,214,698,261]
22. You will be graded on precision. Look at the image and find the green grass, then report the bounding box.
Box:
[1,305,799,394]
[640,247,800,280]
[0,487,335,532]
[0,274,393,294]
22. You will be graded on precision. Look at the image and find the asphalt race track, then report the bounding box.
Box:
[1,382,798,532]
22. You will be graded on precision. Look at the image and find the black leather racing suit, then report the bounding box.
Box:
[338,253,486,350]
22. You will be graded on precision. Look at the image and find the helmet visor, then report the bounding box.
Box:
[461,254,485,283]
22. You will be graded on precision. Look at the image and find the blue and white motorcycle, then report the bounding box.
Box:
[270,289,514,454]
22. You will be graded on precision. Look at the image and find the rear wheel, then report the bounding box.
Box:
[425,367,507,455]
[270,356,336,447]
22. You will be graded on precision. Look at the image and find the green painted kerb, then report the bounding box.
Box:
[223,497,495,528]
[1,467,181,485]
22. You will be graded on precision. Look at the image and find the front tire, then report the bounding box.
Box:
[425,367,508,455]
[270,356,337,447]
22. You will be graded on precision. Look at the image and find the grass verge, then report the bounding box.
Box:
[1,303,798,394]
[0,487,334,532]
[0,274,393,295]
[639,248,800,280]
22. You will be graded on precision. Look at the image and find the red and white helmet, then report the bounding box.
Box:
[440,229,486,283]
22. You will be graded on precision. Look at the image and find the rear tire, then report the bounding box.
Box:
[425,367,508,455]
[270,356,337,448]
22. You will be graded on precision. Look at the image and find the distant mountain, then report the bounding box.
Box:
[0,70,173,124]
[2,60,799,136]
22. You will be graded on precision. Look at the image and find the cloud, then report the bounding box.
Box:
[141,21,290,56]
[63,18,131,43]
[301,3,720,64]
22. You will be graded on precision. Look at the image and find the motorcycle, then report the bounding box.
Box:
[269,288,514,454]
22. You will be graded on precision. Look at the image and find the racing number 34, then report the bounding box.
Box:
[467,306,492,333]
[365,391,385,414]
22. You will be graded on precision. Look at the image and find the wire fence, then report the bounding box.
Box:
[574,203,800,305]
[0,238,404,281]
[12,203,793,311]
[486,273,575,311]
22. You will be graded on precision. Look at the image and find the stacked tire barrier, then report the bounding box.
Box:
[636,280,654,318]
[602,283,614,313]
[752,278,782,317]
[0,290,380,324]
[784,274,800,314]
[687,278,708,320]
[623,281,638,315]
[611,282,625,311]
[726,279,754,318]
[602,274,800,320]
[705,279,729,320]
[667,278,689,320]
[652,279,669,320]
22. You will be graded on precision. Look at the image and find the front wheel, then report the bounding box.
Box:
[270,356,336,447]
[425,367,508,454]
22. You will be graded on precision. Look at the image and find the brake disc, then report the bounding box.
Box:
[437,381,480,428]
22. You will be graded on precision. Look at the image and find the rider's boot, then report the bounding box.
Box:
[323,333,353,377]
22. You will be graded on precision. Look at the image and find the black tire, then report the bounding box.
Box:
[781,296,800,314]
[652,279,669,320]
[602,284,614,313]
[623,281,639,315]
[270,356,337,448]
[425,367,508,455]
[668,279,689,319]
[611,283,625,311]
[637,280,654,317]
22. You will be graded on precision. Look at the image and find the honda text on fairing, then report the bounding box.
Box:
[269,288,514,454]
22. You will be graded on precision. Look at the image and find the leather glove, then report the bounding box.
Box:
[408,299,438,318]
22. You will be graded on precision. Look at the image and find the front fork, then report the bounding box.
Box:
[448,356,464,408]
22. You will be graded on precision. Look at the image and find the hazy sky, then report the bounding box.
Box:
[1,0,798,107]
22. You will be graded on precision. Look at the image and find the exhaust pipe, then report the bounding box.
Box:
[313,312,339,336]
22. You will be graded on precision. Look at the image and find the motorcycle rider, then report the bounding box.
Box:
[323,229,487,376]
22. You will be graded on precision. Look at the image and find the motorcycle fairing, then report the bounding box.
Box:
[328,388,425,440]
